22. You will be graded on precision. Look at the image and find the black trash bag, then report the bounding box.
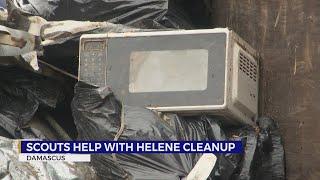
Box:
[72,82,285,180]
[0,67,65,138]
[0,126,12,138]
[225,118,286,180]
[253,117,285,180]
[72,82,233,179]
[8,0,193,29]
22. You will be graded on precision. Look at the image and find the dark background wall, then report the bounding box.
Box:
[201,0,320,179]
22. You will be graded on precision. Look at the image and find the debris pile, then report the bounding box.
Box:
[0,0,285,179]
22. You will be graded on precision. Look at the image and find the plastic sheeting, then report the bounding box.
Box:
[5,0,193,78]
[9,0,193,29]
[0,136,97,179]
[40,21,145,46]
[72,82,285,180]
[0,66,65,139]
[0,0,5,9]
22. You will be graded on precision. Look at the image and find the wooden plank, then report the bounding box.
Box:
[208,0,320,179]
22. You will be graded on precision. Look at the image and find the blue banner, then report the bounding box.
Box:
[20,141,243,154]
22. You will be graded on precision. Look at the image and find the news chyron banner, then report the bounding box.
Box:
[18,140,243,162]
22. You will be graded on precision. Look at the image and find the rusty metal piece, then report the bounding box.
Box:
[0,34,26,48]
[0,9,7,22]
[0,25,42,70]
[0,25,26,48]
[0,25,36,56]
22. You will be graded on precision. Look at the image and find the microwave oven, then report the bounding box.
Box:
[78,28,259,125]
